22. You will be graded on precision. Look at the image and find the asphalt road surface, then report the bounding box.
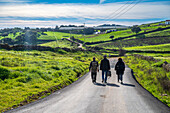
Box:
[6,58,170,113]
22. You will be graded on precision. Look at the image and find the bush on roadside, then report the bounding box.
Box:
[0,66,10,80]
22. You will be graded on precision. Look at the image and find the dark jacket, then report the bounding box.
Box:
[115,61,125,75]
[100,58,110,71]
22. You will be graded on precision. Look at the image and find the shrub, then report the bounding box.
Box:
[16,75,32,83]
[39,74,52,81]
[0,66,10,80]
[16,77,27,83]
[55,49,67,54]
[51,65,60,70]
[152,61,164,67]
[2,85,14,90]
[1,61,19,67]
[9,71,25,79]
[52,70,63,78]
[26,75,32,82]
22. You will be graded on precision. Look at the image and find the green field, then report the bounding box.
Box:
[76,29,135,42]
[145,29,170,37]
[39,40,78,48]
[0,31,82,42]
[0,50,102,112]
[38,31,82,40]
[75,24,170,43]
[125,43,170,51]
[0,32,22,40]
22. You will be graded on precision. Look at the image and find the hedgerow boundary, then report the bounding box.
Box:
[0,43,94,53]
[3,70,88,112]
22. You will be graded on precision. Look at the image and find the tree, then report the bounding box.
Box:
[55,25,59,31]
[24,27,30,30]
[1,38,13,44]
[84,28,94,35]
[109,36,114,40]
[0,32,8,37]
[131,26,141,34]
[15,34,25,44]
[24,30,38,45]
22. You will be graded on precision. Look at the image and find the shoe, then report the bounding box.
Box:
[121,81,123,84]
[102,80,104,83]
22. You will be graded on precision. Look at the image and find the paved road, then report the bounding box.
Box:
[6,58,170,113]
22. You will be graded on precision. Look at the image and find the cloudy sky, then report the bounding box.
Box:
[0,0,170,28]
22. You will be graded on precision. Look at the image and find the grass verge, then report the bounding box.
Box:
[124,55,170,107]
[0,50,102,112]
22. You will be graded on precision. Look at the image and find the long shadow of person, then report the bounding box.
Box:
[121,83,135,87]
[94,82,106,87]
[107,83,120,87]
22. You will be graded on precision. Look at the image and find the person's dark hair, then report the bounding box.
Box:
[118,58,122,62]
[93,57,95,61]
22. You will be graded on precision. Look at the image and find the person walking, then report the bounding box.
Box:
[115,58,125,84]
[89,57,99,84]
[100,55,110,83]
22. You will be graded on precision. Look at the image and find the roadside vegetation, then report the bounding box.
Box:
[0,49,102,112]
[135,53,170,63]
[123,55,170,107]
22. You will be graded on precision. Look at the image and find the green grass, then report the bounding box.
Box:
[0,32,22,40]
[0,50,102,112]
[76,24,170,43]
[145,29,170,37]
[77,29,135,42]
[89,36,170,50]
[125,43,170,51]
[124,55,170,107]
[39,40,78,48]
[128,53,170,63]
[38,31,82,40]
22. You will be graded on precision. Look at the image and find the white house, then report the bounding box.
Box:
[165,20,170,25]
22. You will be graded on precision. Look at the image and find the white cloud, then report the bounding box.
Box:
[100,0,106,4]
[0,0,29,3]
[0,2,169,19]
[0,2,169,28]
[0,18,165,29]
[0,19,88,28]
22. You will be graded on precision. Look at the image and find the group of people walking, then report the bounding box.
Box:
[89,55,125,84]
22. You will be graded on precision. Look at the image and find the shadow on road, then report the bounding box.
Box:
[107,83,120,87]
[121,83,135,87]
[95,82,106,87]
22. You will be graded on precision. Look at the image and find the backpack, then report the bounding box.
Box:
[91,62,98,72]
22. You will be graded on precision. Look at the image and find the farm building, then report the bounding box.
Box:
[165,20,170,24]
